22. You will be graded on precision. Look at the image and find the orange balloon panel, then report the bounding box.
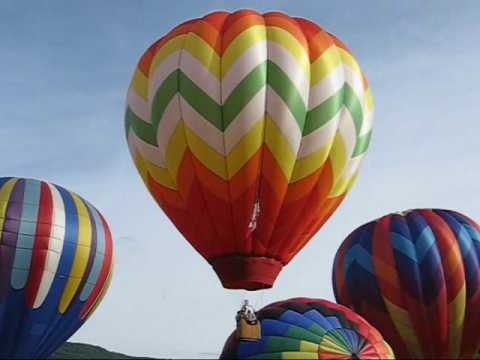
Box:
[125,10,374,290]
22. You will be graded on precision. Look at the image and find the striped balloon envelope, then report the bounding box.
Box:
[333,209,480,359]
[220,298,394,359]
[0,177,114,359]
[125,9,374,290]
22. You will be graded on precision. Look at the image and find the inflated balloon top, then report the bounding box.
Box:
[125,9,374,290]
[0,177,114,359]
[333,209,480,359]
[220,298,394,359]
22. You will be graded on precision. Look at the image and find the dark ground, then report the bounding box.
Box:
[50,342,157,359]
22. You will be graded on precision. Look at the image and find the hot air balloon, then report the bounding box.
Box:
[220,297,394,359]
[333,209,480,359]
[125,9,373,290]
[0,177,114,359]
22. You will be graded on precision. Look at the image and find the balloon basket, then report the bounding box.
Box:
[237,318,261,342]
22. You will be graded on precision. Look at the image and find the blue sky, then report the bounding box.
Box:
[1,0,480,358]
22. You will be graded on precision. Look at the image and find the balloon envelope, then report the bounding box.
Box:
[0,177,114,359]
[220,297,394,359]
[125,9,374,290]
[333,209,480,359]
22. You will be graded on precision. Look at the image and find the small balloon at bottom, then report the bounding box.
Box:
[220,297,394,359]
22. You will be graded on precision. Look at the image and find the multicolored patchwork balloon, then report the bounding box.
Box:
[0,177,114,359]
[125,9,374,290]
[220,298,394,359]
[333,209,480,359]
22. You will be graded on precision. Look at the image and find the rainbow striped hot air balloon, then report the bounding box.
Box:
[125,10,373,290]
[220,298,394,359]
[333,209,480,359]
[0,177,114,359]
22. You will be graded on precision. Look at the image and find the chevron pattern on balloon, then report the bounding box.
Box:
[333,209,480,359]
[125,10,373,266]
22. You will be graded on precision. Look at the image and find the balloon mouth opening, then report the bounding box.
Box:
[211,256,284,291]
